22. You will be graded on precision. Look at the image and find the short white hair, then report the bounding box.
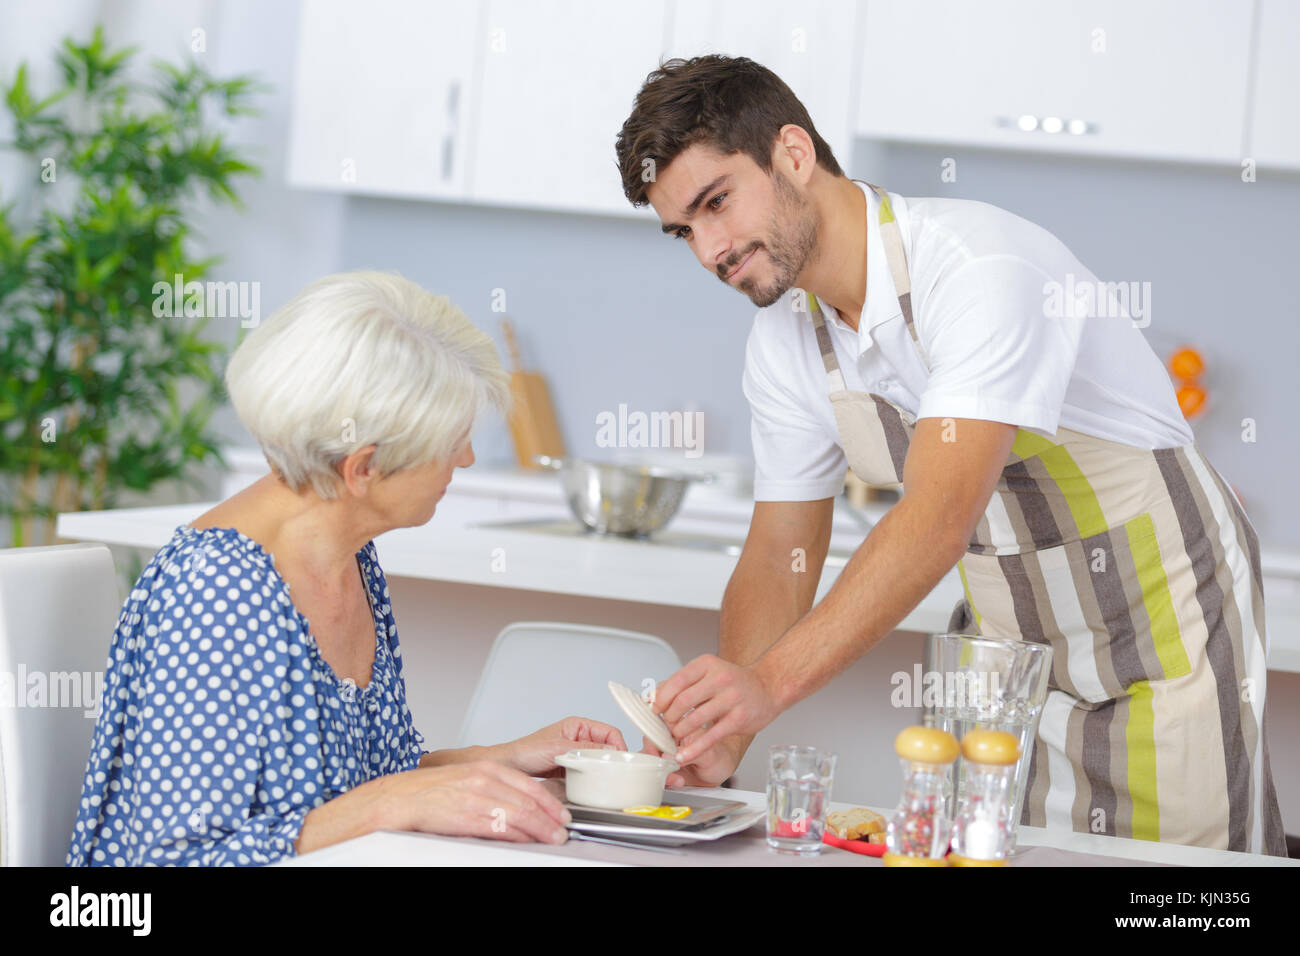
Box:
[224,270,510,499]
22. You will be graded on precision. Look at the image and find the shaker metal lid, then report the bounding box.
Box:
[960,729,1020,766]
[894,725,960,764]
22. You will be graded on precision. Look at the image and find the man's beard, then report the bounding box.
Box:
[720,172,820,308]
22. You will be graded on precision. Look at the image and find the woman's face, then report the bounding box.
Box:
[360,434,475,529]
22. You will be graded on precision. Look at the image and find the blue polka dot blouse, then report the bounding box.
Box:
[67,524,429,866]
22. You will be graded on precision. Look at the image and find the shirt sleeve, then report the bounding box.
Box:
[915,254,1085,432]
[114,565,318,866]
[743,317,848,502]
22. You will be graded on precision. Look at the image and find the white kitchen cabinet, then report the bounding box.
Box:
[665,0,860,178]
[1247,0,1300,168]
[286,0,483,199]
[469,0,668,217]
[855,0,1255,164]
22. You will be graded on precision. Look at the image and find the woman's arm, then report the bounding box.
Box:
[94,616,569,863]
[295,760,572,854]
[418,744,504,768]
[416,718,629,775]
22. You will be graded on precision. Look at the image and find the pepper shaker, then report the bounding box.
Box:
[883,725,959,867]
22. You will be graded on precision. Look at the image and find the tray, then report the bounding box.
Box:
[567,807,767,847]
[544,779,766,846]
[565,790,750,830]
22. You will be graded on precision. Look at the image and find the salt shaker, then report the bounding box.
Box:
[883,725,959,867]
[948,729,1021,866]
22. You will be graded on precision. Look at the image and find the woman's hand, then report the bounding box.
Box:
[381,761,574,845]
[297,760,574,853]
[499,716,628,777]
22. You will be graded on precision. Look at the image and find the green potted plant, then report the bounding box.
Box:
[0,26,265,547]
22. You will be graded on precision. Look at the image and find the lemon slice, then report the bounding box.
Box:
[621,805,692,819]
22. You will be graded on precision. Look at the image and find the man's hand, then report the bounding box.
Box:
[653,654,782,766]
[641,729,743,787]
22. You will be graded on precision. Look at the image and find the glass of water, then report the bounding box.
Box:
[923,634,1052,853]
[766,745,837,855]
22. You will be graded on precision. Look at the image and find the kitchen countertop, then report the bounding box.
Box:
[54,466,964,632]
[55,465,1300,669]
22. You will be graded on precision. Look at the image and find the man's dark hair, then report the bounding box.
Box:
[615,54,844,208]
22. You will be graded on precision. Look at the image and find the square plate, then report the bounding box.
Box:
[544,780,765,846]
[565,790,750,831]
[567,808,766,847]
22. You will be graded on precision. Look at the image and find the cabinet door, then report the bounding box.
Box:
[470,0,667,216]
[667,0,859,177]
[287,0,482,198]
[1249,0,1300,168]
[856,0,1254,164]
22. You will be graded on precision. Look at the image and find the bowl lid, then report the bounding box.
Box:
[608,680,677,757]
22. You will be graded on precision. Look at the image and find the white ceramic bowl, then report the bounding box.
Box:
[554,749,680,810]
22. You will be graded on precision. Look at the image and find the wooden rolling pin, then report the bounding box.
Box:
[501,317,566,470]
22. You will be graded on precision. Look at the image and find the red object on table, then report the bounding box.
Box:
[773,819,888,857]
[822,831,887,857]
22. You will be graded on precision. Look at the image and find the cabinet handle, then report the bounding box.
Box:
[997,115,1097,135]
[441,80,461,181]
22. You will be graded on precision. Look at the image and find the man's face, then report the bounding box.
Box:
[646,144,820,308]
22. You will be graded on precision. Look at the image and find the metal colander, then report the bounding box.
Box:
[535,455,713,536]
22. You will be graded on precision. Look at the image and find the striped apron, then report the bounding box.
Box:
[809,182,1287,855]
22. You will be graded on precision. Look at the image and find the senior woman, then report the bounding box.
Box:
[67,271,625,866]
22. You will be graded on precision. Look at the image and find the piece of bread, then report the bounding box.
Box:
[826,807,885,841]
[867,832,886,844]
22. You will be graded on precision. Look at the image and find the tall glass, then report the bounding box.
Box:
[766,745,837,855]
[923,634,1052,852]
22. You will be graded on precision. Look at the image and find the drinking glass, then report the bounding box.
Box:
[766,745,837,855]
[923,634,1052,853]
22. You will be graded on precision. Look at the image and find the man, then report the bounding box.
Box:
[614,55,1285,854]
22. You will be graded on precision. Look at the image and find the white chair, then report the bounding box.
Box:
[0,543,121,866]
[457,622,682,751]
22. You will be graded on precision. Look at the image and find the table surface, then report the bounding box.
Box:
[278,786,1299,868]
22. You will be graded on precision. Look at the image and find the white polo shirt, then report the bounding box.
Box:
[744,181,1194,502]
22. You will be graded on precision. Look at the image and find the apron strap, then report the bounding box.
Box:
[807,181,931,376]
[860,181,928,368]
[808,294,847,392]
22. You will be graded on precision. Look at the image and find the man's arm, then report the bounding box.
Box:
[677,498,832,782]
[721,498,834,664]
[657,417,1016,764]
